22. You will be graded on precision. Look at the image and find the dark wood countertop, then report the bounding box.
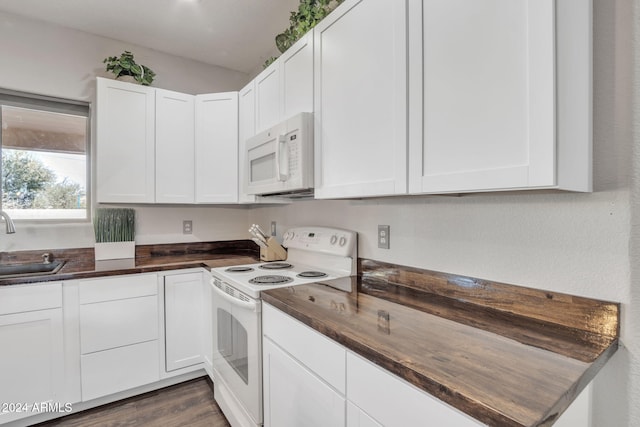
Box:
[261,259,619,427]
[0,240,260,286]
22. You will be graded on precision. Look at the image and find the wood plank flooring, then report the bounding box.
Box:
[34,377,230,427]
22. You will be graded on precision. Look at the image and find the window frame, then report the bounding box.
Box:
[0,88,92,223]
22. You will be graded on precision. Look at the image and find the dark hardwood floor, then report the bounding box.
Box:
[34,377,230,427]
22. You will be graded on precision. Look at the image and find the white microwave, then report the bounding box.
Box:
[245,112,313,197]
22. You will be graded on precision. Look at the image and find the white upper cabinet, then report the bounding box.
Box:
[238,34,313,203]
[280,31,314,119]
[156,89,195,203]
[255,32,314,134]
[96,77,155,203]
[313,0,408,199]
[408,0,592,194]
[195,92,239,203]
[255,65,280,133]
[97,78,244,205]
[238,81,258,203]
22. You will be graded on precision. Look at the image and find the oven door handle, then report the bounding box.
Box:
[210,279,261,312]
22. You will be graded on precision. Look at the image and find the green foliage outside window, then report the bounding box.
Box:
[1,151,85,210]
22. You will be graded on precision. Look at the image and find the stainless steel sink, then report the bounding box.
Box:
[0,260,65,279]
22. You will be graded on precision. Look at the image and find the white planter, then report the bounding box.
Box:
[115,75,139,84]
[94,241,135,261]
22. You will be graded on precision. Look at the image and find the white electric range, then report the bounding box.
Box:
[208,226,357,427]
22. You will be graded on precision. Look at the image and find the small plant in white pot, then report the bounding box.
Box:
[94,208,136,260]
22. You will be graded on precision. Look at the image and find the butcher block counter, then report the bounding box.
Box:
[261,259,619,427]
[0,240,259,286]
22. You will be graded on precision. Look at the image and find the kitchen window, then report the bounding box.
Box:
[0,89,90,221]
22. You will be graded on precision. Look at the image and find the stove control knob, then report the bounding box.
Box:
[339,236,347,246]
[330,235,338,245]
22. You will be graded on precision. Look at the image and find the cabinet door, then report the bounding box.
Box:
[347,402,383,427]
[202,273,214,378]
[280,31,314,120]
[347,352,483,427]
[195,92,239,203]
[80,295,158,354]
[255,65,280,133]
[96,77,155,203]
[156,89,195,203]
[164,272,204,371]
[313,0,408,198]
[263,337,346,427]
[238,81,258,203]
[408,0,555,193]
[81,340,159,401]
[0,309,65,424]
[78,274,160,401]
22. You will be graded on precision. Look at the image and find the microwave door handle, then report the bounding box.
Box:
[276,135,289,181]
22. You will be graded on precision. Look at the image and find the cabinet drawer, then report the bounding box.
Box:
[81,340,159,401]
[80,295,158,354]
[263,303,345,393]
[0,282,62,315]
[346,352,483,427]
[79,274,157,304]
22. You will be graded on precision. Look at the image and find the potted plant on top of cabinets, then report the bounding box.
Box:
[93,207,136,262]
[263,0,344,68]
[103,51,156,86]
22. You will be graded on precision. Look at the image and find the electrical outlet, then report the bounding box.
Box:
[271,221,277,236]
[183,220,193,234]
[378,225,390,249]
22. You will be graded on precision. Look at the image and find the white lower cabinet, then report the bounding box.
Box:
[164,271,205,372]
[264,303,593,427]
[347,402,383,427]
[78,274,160,402]
[0,282,73,424]
[81,340,159,401]
[346,352,483,427]
[263,303,346,427]
[263,337,346,427]
[263,303,481,427]
[0,283,65,424]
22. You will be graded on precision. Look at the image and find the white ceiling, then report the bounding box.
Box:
[0,0,300,74]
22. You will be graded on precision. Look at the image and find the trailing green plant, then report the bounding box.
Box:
[93,208,136,243]
[263,56,279,69]
[103,51,156,86]
[275,0,344,54]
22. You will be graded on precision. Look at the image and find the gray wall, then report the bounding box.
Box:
[0,10,252,251]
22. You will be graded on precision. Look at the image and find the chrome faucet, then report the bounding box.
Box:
[0,210,16,234]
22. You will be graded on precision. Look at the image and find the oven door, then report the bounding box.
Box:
[210,277,262,426]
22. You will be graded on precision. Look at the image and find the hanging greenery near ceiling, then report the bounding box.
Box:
[264,0,344,68]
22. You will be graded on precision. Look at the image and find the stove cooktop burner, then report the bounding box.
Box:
[248,275,294,285]
[297,271,328,278]
[259,262,293,270]
[225,266,255,273]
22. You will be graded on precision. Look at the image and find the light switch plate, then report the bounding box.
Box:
[378,225,390,249]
